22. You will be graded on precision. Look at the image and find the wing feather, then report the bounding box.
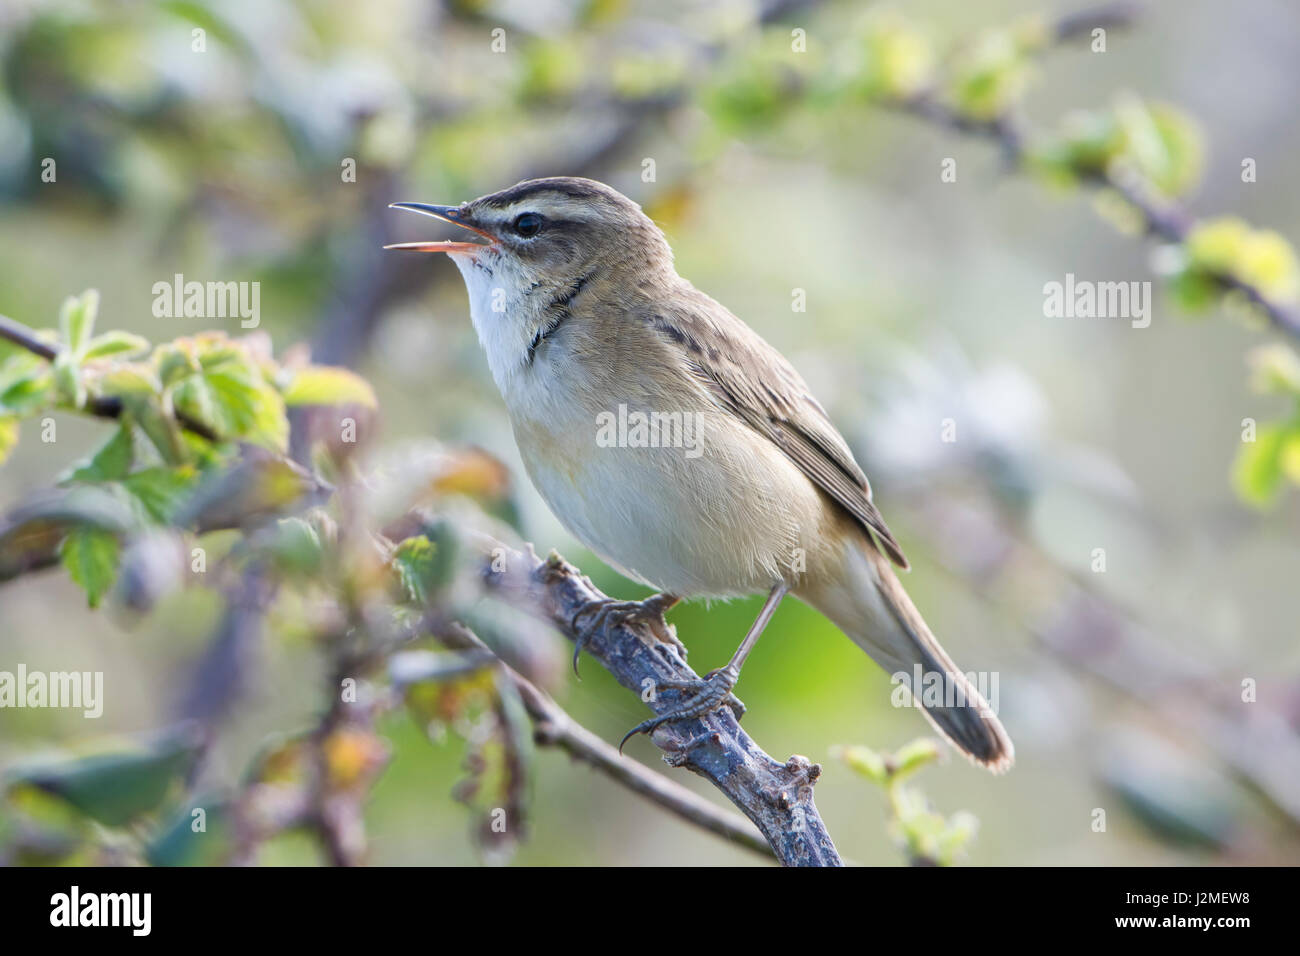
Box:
[645,290,910,569]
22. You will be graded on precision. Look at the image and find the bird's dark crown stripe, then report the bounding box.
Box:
[481,178,616,209]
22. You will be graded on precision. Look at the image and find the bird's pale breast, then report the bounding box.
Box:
[505,345,837,598]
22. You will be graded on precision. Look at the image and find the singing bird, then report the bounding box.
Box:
[388,177,1013,771]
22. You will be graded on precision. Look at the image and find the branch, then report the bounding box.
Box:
[0,312,221,440]
[1052,0,1142,42]
[478,540,842,866]
[310,0,829,369]
[900,490,1300,834]
[429,621,774,860]
[887,6,1300,342]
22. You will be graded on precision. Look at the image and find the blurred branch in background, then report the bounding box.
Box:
[3,0,1300,867]
[309,0,828,370]
[0,297,803,863]
[857,344,1300,857]
[837,3,1300,341]
[401,622,773,860]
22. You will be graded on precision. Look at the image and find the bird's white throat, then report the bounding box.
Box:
[448,249,543,394]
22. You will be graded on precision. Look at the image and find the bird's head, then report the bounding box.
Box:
[387,177,675,387]
[386,176,672,282]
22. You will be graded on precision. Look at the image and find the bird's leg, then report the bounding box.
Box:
[571,592,684,676]
[619,581,789,753]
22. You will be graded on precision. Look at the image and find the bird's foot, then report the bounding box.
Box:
[571,593,685,676]
[618,665,745,753]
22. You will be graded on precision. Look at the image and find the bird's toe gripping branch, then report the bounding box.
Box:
[618,665,746,753]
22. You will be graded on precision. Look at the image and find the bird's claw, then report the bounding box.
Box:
[618,667,744,753]
[571,595,685,677]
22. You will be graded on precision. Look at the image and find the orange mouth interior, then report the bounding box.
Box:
[382,240,485,254]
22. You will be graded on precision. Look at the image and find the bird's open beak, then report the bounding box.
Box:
[384,202,497,253]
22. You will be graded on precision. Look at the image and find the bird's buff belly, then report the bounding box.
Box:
[513,409,833,599]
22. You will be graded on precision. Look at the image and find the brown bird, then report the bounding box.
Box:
[388,177,1013,771]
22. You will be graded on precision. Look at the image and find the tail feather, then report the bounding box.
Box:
[802,541,1014,773]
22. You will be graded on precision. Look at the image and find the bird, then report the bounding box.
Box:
[386,176,1013,772]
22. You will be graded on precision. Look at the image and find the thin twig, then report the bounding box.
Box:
[885,6,1300,341]
[310,0,829,369]
[0,311,221,440]
[432,621,774,860]
[1052,0,1143,41]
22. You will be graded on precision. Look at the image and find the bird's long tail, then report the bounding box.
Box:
[800,540,1014,772]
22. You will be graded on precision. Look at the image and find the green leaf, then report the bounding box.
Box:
[701,41,802,134]
[170,373,220,433]
[97,363,162,398]
[157,344,201,387]
[837,744,888,785]
[1114,97,1205,199]
[391,524,459,605]
[936,811,979,865]
[195,343,246,371]
[945,28,1033,122]
[1281,430,1300,486]
[262,516,324,576]
[519,38,586,103]
[67,423,134,483]
[59,525,121,607]
[58,289,99,355]
[121,466,198,523]
[172,357,287,451]
[1165,267,1220,313]
[283,366,377,409]
[214,375,286,451]
[136,397,189,465]
[1030,109,1124,182]
[854,14,936,101]
[392,534,439,604]
[53,352,86,409]
[82,330,150,361]
[0,352,55,416]
[8,733,201,828]
[1232,422,1297,507]
[0,373,53,415]
[891,737,942,782]
[1181,217,1300,302]
[1247,344,1300,396]
[0,417,17,466]
[1236,229,1300,303]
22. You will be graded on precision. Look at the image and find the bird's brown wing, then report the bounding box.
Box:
[648,290,910,569]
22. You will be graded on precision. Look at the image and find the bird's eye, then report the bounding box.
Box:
[513,212,543,238]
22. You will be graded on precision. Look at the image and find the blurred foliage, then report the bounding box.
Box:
[1030,96,1205,200]
[836,738,978,866]
[0,0,1295,501]
[0,290,373,603]
[1,0,1299,868]
[1233,344,1300,506]
[0,293,539,863]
